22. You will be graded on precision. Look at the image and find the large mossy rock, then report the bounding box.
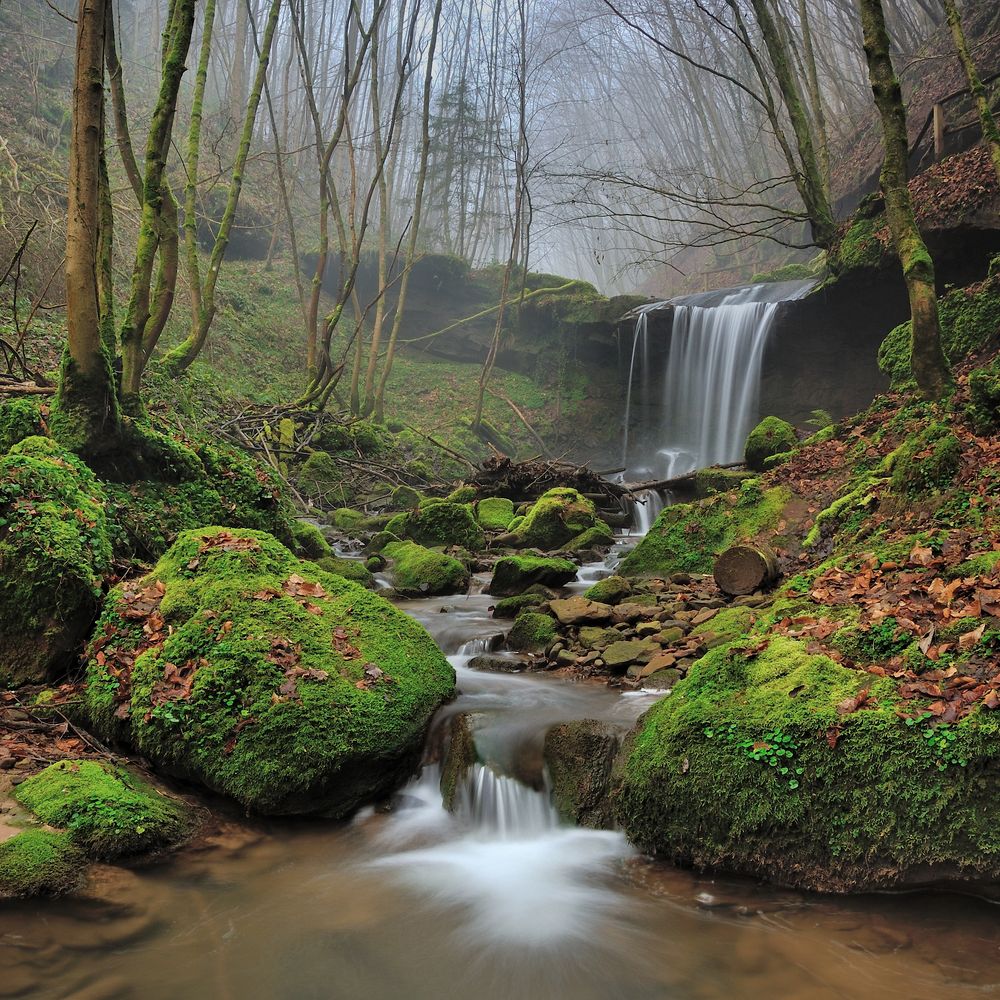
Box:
[488,555,577,596]
[476,497,516,531]
[614,635,1000,892]
[506,611,557,652]
[0,437,112,687]
[744,417,798,472]
[386,501,485,551]
[84,528,455,817]
[545,720,620,829]
[383,540,470,596]
[0,830,83,898]
[508,488,605,551]
[619,480,788,579]
[14,760,193,859]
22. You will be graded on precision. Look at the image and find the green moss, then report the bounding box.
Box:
[0,830,83,897]
[750,257,825,284]
[0,437,112,686]
[694,467,754,497]
[298,452,350,506]
[836,211,887,272]
[506,610,557,652]
[83,528,455,816]
[390,484,422,510]
[953,550,1000,578]
[508,515,525,532]
[890,423,962,497]
[583,575,632,605]
[0,399,44,454]
[510,488,601,551]
[476,496,516,531]
[385,501,485,551]
[967,363,1000,433]
[744,417,798,472]
[561,520,614,551]
[829,617,912,662]
[620,480,789,578]
[492,592,547,618]
[879,274,1000,388]
[691,606,754,644]
[291,520,332,560]
[14,760,192,859]
[490,555,577,596]
[615,636,1000,890]
[329,507,366,532]
[314,556,375,588]
[382,540,470,596]
[446,485,478,504]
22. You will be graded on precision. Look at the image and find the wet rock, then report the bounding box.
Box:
[657,626,685,644]
[488,555,578,597]
[578,626,619,649]
[544,720,621,829]
[548,596,614,626]
[602,639,658,672]
[641,668,682,689]
[582,575,632,605]
[612,603,650,623]
[467,654,525,673]
[440,714,478,811]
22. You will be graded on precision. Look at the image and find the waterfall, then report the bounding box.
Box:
[454,763,558,837]
[622,279,814,481]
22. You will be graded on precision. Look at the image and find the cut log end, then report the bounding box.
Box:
[713,544,779,597]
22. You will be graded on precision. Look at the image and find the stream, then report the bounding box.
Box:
[2,546,1000,999]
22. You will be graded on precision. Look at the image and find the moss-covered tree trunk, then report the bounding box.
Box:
[56,0,120,453]
[941,0,1000,185]
[856,0,952,399]
[162,0,282,375]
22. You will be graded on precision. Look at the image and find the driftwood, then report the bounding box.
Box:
[469,455,628,506]
[713,544,779,596]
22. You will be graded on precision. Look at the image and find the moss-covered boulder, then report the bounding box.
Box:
[390,484,422,510]
[14,760,192,859]
[328,507,366,533]
[614,635,1000,892]
[0,830,83,898]
[583,575,631,605]
[744,417,798,472]
[0,399,44,455]
[0,437,112,686]
[545,720,620,829]
[84,528,455,816]
[476,497,516,531]
[620,479,788,578]
[291,519,332,560]
[315,556,375,588]
[508,488,603,551]
[561,521,615,552]
[491,591,549,618]
[446,485,478,504]
[386,501,485,551]
[489,555,577,597]
[298,451,348,505]
[506,611,557,652]
[382,540,470,597]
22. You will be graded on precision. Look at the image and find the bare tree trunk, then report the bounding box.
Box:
[857,0,951,399]
[56,0,120,451]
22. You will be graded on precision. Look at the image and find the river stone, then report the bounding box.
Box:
[657,627,685,644]
[82,528,455,818]
[467,654,525,673]
[578,626,618,650]
[544,720,620,829]
[548,596,614,626]
[439,713,478,811]
[488,556,578,597]
[602,639,658,671]
[612,603,651,624]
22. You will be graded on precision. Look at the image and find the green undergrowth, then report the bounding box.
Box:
[14,760,192,859]
[615,636,1000,890]
[84,528,455,816]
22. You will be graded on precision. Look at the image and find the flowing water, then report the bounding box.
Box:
[622,280,814,481]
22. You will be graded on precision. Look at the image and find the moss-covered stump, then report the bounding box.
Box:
[386,501,485,551]
[0,437,112,686]
[14,760,192,859]
[614,636,1000,893]
[0,399,44,455]
[84,528,455,817]
[544,720,620,829]
[0,830,84,898]
[488,555,577,597]
[476,497,516,531]
[744,417,798,472]
[506,611,557,652]
[508,488,604,550]
[382,540,470,597]
[315,556,375,588]
[619,480,788,579]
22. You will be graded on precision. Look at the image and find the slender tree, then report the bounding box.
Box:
[940,0,1000,184]
[857,0,951,398]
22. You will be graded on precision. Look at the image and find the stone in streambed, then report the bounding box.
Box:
[548,596,613,626]
[582,575,632,606]
[602,639,659,672]
[578,626,619,650]
[488,555,577,597]
[544,720,621,829]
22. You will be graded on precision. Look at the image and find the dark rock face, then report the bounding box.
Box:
[544,720,621,829]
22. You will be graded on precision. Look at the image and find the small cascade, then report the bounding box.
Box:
[454,763,558,837]
[622,279,814,480]
[629,488,665,535]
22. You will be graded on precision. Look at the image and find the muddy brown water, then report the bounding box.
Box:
[2,572,999,999]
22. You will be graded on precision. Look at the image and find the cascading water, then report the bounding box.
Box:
[622,279,815,482]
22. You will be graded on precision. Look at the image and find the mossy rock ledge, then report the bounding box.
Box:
[83,527,455,817]
[0,437,112,686]
[613,636,1000,893]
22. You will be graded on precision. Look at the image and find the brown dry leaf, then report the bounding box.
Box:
[959,623,986,650]
[910,545,935,566]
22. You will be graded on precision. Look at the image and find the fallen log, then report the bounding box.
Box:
[713,544,779,596]
[0,382,55,395]
[624,461,744,495]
